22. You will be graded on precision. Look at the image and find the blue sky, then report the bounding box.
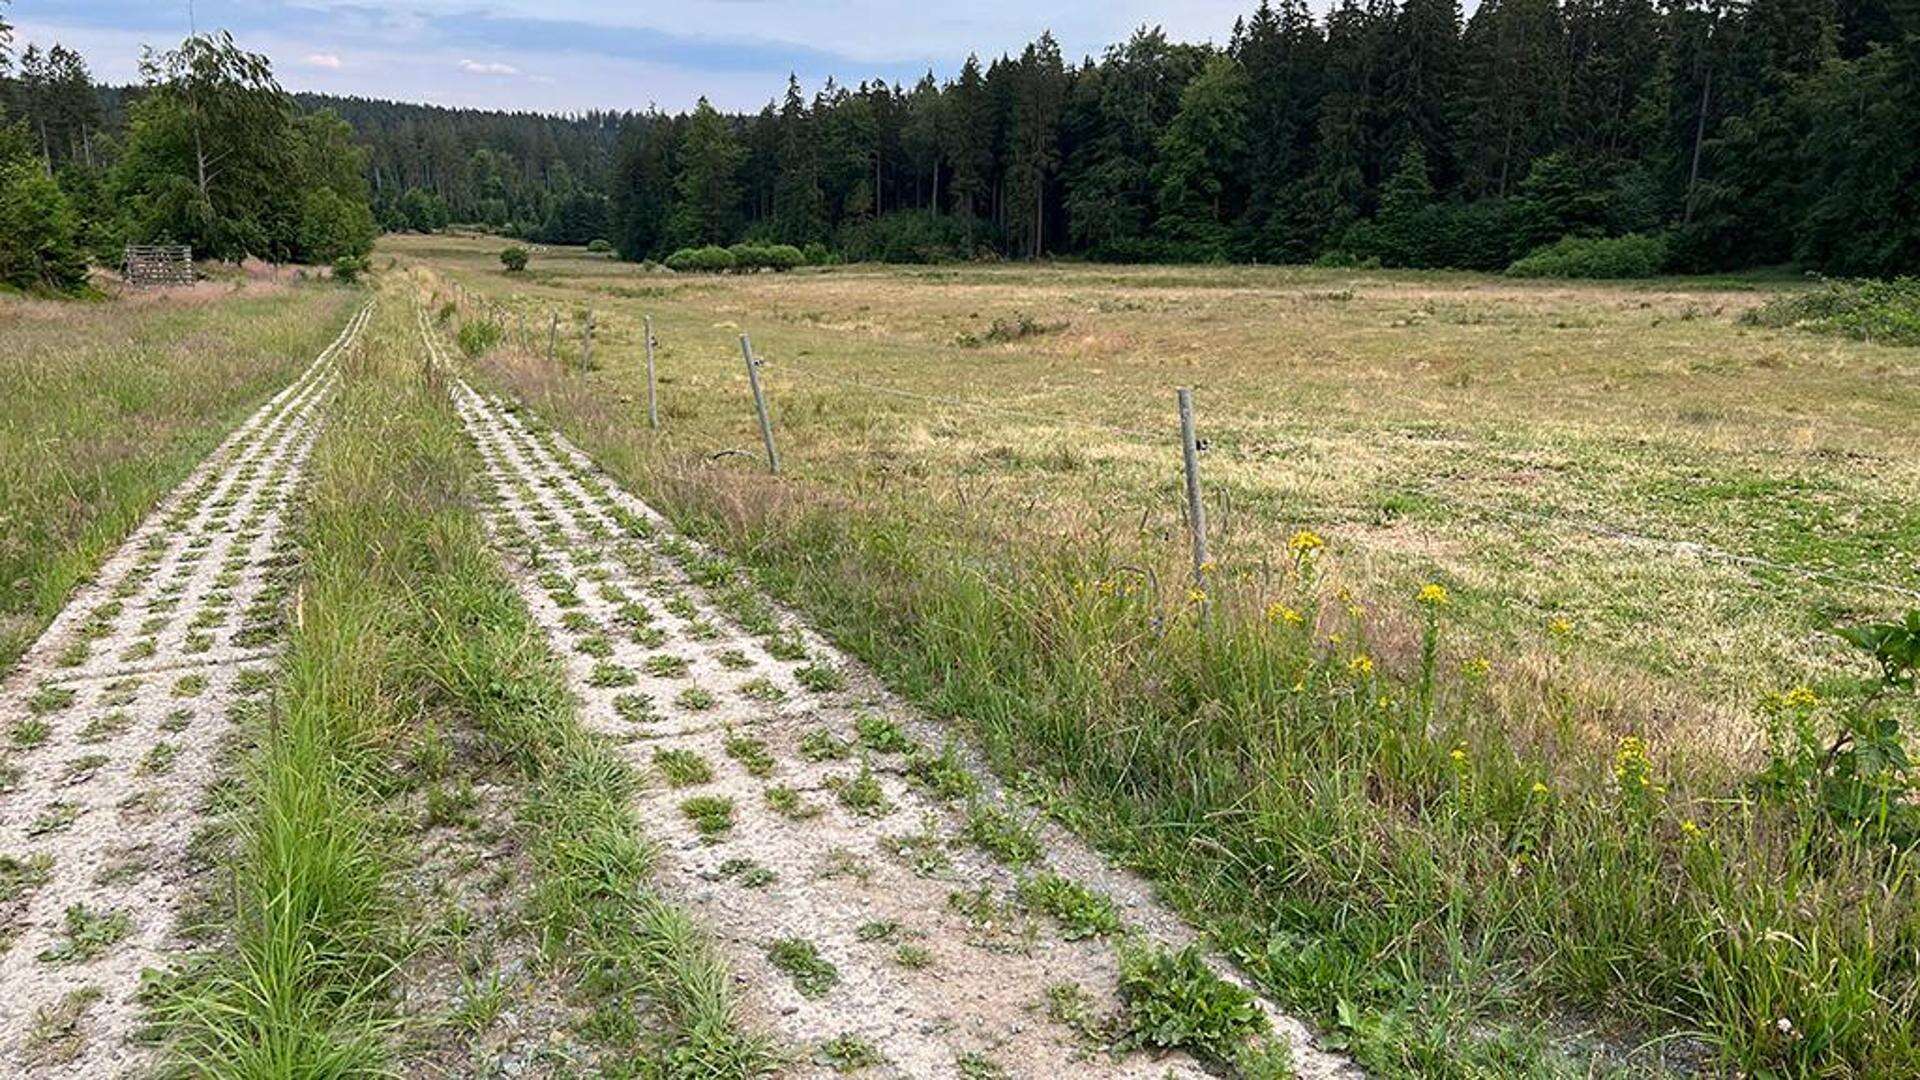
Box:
[11,0,1262,113]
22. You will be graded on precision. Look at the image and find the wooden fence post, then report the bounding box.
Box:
[547,311,558,365]
[581,308,595,370]
[645,315,660,429]
[740,334,779,474]
[1177,387,1209,614]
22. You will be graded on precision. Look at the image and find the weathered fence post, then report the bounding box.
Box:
[547,311,558,365]
[1177,387,1209,614]
[740,334,779,474]
[581,308,595,370]
[644,315,660,430]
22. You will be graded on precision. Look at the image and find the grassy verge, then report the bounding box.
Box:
[0,282,359,672]
[477,348,1920,1078]
[157,291,767,1073]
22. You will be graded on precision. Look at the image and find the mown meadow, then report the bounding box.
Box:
[400,233,1920,1076]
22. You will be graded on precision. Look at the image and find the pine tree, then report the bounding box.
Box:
[1385,0,1463,183]
[1152,54,1251,259]
[610,113,677,259]
[666,98,742,248]
[901,72,945,211]
[1233,0,1325,258]
[1453,0,1565,198]
[770,76,825,243]
[945,55,995,238]
[1004,34,1068,257]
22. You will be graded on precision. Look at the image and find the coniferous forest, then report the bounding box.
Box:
[3,0,1918,282]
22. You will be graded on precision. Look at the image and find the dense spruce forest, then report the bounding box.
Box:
[3,0,1917,284]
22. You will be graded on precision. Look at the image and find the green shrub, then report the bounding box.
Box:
[838,210,987,264]
[664,245,736,273]
[760,244,805,270]
[1505,233,1669,279]
[1740,277,1920,346]
[722,244,803,272]
[586,238,612,254]
[455,319,503,357]
[296,187,377,263]
[331,255,368,283]
[499,246,529,273]
[0,159,88,294]
[1311,249,1381,270]
[801,241,837,266]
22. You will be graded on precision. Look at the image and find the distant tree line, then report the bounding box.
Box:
[4,0,1916,282]
[586,0,1916,275]
[0,4,375,293]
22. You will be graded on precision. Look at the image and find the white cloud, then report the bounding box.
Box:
[458,58,521,76]
[303,52,343,69]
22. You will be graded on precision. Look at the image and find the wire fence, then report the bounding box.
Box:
[439,281,1920,613]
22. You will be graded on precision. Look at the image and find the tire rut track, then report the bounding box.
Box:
[0,302,373,1076]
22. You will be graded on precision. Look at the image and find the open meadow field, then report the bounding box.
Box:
[390,233,1920,748]
[372,233,1920,1076]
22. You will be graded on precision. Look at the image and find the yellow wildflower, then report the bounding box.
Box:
[1266,602,1305,625]
[1349,654,1374,676]
[1449,747,1467,764]
[1681,819,1702,838]
[1417,583,1451,608]
[1613,735,1653,791]
[1187,587,1208,604]
[1530,781,1550,796]
[1782,685,1819,709]
[1288,529,1326,556]
[1548,617,1573,637]
[1463,656,1492,677]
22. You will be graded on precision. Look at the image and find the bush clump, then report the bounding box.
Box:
[499,246,529,273]
[664,246,736,273]
[586,238,612,254]
[1505,233,1669,279]
[456,319,503,357]
[1741,277,1920,346]
[1117,945,1270,1068]
[728,243,805,272]
[838,210,989,264]
[331,255,369,283]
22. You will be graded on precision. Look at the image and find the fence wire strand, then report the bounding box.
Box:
[770,359,1919,604]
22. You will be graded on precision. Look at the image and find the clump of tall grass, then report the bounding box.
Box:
[456,317,503,357]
